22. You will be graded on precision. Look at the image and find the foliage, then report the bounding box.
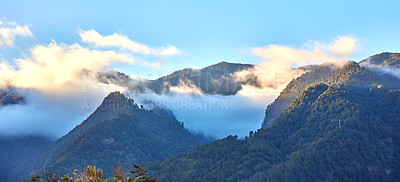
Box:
[33,92,208,178]
[262,59,400,128]
[129,163,158,182]
[30,163,158,182]
[111,162,126,181]
[31,165,103,182]
[147,78,400,181]
[360,52,400,67]
[85,166,104,182]
[0,135,51,181]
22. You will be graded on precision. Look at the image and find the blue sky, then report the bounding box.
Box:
[1,0,399,78]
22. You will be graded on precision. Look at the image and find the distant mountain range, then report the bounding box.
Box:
[97,61,318,96]
[98,61,254,95]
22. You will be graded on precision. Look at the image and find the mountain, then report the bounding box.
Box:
[262,62,350,128]
[39,92,208,178]
[147,63,400,181]
[360,52,400,67]
[0,87,26,106]
[0,135,51,181]
[97,62,319,97]
[262,54,400,128]
[35,92,137,169]
[98,62,254,95]
[148,61,254,95]
[97,70,134,88]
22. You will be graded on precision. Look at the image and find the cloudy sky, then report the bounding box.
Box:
[0,0,399,139]
[1,0,399,77]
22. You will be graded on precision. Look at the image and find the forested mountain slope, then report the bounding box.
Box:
[0,135,51,181]
[360,52,400,67]
[35,92,208,179]
[262,54,400,128]
[147,62,400,181]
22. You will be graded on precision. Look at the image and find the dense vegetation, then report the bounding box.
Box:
[147,62,400,181]
[0,135,51,181]
[360,52,400,67]
[262,53,400,128]
[20,92,209,180]
[31,163,157,182]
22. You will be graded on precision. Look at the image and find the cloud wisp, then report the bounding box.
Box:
[0,18,33,47]
[234,35,360,96]
[79,29,180,57]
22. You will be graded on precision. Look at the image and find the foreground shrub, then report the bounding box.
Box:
[30,163,157,182]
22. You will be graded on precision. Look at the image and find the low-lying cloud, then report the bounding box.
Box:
[0,86,118,138]
[360,62,400,79]
[234,35,359,96]
[130,91,274,139]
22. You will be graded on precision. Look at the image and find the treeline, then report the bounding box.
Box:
[31,163,157,182]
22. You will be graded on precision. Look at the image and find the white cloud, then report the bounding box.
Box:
[235,36,359,96]
[130,92,270,139]
[79,29,180,56]
[360,62,400,79]
[324,36,359,56]
[0,18,33,47]
[0,41,134,93]
[169,79,203,94]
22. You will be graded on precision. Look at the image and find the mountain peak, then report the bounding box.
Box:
[207,61,252,68]
[105,91,125,100]
[99,91,138,112]
[361,52,400,67]
[216,61,229,65]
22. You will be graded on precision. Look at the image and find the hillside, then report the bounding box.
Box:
[0,135,51,181]
[35,92,138,170]
[262,54,400,128]
[360,52,400,67]
[40,92,208,178]
[262,62,353,128]
[147,66,400,181]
